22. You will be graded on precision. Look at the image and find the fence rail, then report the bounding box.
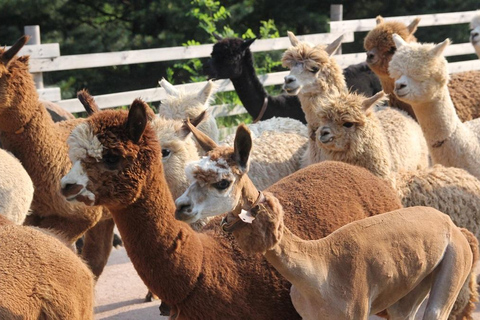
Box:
[11,8,480,115]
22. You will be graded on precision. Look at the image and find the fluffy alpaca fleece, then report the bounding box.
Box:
[60,100,402,319]
[159,78,219,144]
[0,149,34,224]
[303,90,429,185]
[471,13,480,58]
[0,215,94,320]
[389,35,480,180]
[0,36,114,278]
[365,16,480,122]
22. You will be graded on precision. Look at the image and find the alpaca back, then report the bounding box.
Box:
[0,149,34,225]
[0,223,94,320]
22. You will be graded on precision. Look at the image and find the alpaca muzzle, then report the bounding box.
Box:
[61,183,84,200]
[319,127,334,144]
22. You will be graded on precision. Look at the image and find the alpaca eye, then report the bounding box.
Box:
[310,67,319,73]
[103,154,120,168]
[162,149,171,158]
[213,179,231,190]
[343,122,354,128]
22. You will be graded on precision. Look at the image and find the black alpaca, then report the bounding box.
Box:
[204,38,381,124]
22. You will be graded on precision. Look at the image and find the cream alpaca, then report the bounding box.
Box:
[389,35,480,179]
[0,215,94,319]
[0,149,33,224]
[281,33,429,174]
[175,123,479,320]
[471,12,480,58]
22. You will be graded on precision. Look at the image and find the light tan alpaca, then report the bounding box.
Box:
[471,13,480,58]
[281,33,429,173]
[389,35,480,180]
[176,123,479,320]
[0,215,94,319]
[365,16,480,122]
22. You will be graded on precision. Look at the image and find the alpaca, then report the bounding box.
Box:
[175,122,478,319]
[470,12,480,58]
[159,78,219,144]
[0,215,94,319]
[60,98,402,319]
[0,148,33,225]
[204,37,381,124]
[389,35,480,180]
[365,16,480,121]
[281,33,429,174]
[0,36,114,279]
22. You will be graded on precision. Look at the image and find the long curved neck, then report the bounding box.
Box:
[111,160,204,305]
[230,50,268,120]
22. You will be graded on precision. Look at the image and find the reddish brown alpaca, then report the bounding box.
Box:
[0,36,113,278]
[364,16,480,121]
[60,99,402,319]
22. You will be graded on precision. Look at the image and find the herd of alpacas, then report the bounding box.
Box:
[2,11,480,320]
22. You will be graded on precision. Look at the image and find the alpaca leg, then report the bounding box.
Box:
[423,241,472,320]
[81,217,115,279]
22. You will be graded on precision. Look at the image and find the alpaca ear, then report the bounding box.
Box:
[77,89,100,116]
[212,32,223,41]
[184,115,218,152]
[159,78,179,97]
[197,80,215,105]
[430,39,451,57]
[325,35,344,56]
[375,16,384,25]
[127,99,148,143]
[361,91,386,112]
[1,36,29,66]
[287,31,299,47]
[407,17,421,35]
[179,111,206,140]
[233,124,252,173]
[241,38,256,51]
[392,34,407,49]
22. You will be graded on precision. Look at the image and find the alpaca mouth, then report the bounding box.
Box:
[283,86,300,95]
[395,90,409,98]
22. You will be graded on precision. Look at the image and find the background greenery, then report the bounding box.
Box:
[0,0,478,116]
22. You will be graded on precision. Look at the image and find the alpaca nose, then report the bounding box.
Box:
[319,127,334,143]
[472,31,479,41]
[175,201,194,221]
[366,50,376,63]
[284,75,296,84]
[61,183,84,199]
[395,82,407,91]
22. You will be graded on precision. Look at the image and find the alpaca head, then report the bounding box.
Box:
[204,38,256,80]
[0,36,36,113]
[364,16,420,77]
[231,191,285,255]
[174,123,254,224]
[282,31,344,96]
[389,35,450,105]
[310,91,386,153]
[60,99,163,209]
[470,13,480,58]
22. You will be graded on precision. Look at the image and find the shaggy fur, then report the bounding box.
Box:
[365,16,480,122]
[0,215,94,319]
[159,78,219,144]
[303,90,429,184]
[205,37,381,124]
[0,148,34,225]
[60,100,402,319]
[389,36,480,180]
[0,36,114,278]
[471,13,480,58]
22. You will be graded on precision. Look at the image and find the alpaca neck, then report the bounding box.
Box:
[264,228,329,293]
[410,87,460,147]
[229,50,269,120]
[111,160,204,305]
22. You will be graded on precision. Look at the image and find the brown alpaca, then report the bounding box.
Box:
[60,99,402,319]
[0,36,114,278]
[0,215,94,319]
[364,16,480,121]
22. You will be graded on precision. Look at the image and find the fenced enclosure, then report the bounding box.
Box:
[15,7,480,123]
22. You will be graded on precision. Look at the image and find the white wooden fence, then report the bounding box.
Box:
[13,8,480,117]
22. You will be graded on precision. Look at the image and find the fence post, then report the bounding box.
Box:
[24,25,44,90]
[330,4,343,54]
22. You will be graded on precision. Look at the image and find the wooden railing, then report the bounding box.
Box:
[12,8,480,116]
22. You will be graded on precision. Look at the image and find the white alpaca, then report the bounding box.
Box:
[471,12,480,58]
[0,148,34,224]
[389,35,480,179]
[282,32,429,173]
